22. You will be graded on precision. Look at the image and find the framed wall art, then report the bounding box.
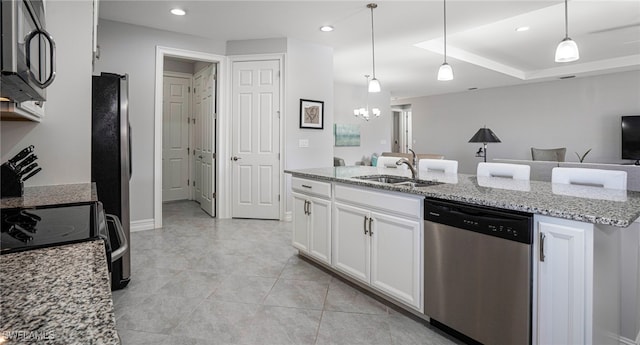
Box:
[299,99,324,129]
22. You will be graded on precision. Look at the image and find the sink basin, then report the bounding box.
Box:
[353,175,442,188]
[354,175,412,184]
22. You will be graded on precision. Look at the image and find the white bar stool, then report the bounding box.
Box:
[477,162,531,180]
[418,159,458,174]
[551,167,627,190]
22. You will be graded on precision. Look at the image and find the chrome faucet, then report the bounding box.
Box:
[408,148,417,166]
[396,158,417,180]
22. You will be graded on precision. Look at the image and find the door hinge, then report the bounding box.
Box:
[187,179,190,186]
[212,153,216,159]
[188,86,191,93]
[192,181,195,187]
[187,147,190,155]
[213,192,216,199]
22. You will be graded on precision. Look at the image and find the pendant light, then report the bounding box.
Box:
[437,0,453,81]
[555,0,579,63]
[367,3,381,93]
[354,75,381,121]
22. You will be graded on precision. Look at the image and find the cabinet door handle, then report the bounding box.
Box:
[304,200,309,215]
[539,232,546,262]
[364,216,369,235]
[307,200,311,216]
[301,185,312,189]
[369,218,373,236]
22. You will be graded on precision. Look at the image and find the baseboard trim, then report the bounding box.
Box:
[284,211,292,222]
[130,219,155,232]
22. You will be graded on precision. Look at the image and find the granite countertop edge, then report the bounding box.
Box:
[0,183,98,209]
[285,168,640,228]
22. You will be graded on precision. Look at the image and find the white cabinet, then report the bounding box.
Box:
[291,178,332,265]
[333,184,423,311]
[535,215,590,345]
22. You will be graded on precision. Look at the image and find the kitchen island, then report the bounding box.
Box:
[286,166,640,345]
[0,240,119,345]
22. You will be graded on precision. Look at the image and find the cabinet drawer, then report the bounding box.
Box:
[292,177,332,198]
[335,184,422,219]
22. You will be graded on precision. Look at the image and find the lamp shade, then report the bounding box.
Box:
[468,127,501,143]
[555,37,579,62]
[368,78,381,93]
[437,63,453,81]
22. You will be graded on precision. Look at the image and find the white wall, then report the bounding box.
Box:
[394,71,640,174]
[284,39,334,170]
[333,83,392,166]
[1,1,94,186]
[94,19,226,223]
[164,58,194,74]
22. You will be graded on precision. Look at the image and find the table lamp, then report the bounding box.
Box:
[468,127,501,162]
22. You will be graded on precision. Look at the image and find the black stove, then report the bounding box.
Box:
[1,202,107,255]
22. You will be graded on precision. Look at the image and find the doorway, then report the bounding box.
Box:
[392,105,412,154]
[161,60,216,217]
[154,47,226,229]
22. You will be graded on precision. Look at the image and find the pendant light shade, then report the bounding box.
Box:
[367,3,381,93]
[438,0,453,81]
[555,0,579,63]
[368,78,381,93]
[354,75,381,121]
[437,63,453,81]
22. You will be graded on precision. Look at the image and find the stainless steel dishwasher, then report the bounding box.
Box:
[424,198,533,345]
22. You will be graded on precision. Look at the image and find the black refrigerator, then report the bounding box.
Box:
[92,72,131,290]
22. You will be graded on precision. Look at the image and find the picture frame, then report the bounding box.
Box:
[299,99,324,129]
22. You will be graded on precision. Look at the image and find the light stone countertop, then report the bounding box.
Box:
[0,183,98,209]
[286,166,640,227]
[0,240,119,345]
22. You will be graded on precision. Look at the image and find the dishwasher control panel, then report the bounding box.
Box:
[425,198,533,244]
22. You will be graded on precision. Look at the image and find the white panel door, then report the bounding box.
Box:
[333,201,370,284]
[162,76,190,202]
[537,217,587,345]
[193,64,216,216]
[370,211,422,310]
[231,60,280,219]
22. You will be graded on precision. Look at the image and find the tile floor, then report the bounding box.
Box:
[112,200,460,345]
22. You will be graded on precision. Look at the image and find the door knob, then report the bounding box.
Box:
[231,156,242,161]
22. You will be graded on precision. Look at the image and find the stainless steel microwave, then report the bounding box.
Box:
[1,0,56,103]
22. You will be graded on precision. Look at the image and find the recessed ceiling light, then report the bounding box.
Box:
[515,26,530,32]
[320,25,334,32]
[170,8,186,16]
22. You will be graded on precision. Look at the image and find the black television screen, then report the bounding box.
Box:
[622,115,640,161]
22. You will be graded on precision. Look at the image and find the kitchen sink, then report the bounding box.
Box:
[354,175,413,184]
[353,175,442,188]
